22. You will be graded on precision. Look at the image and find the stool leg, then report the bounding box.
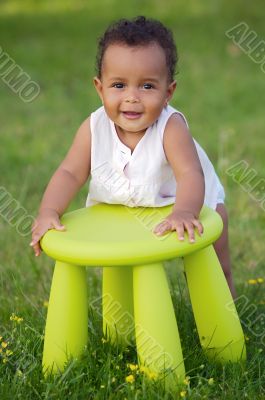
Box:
[184,245,246,362]
[42,261,88,375]
[133,263,185,386]
[102,266,134,346]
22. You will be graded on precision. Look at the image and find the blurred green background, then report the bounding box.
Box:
[0,1,264,398]
[1,0,264,285]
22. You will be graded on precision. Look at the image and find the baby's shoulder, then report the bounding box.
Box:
[164,112,190,140]
[78,115,91,133]
[73,115,91,145]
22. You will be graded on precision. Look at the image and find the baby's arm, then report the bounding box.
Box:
[153,113,205,242]
[30,117,91,256]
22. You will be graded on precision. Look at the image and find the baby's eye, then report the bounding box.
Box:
[112,83,124,89]
[143,83,154,89]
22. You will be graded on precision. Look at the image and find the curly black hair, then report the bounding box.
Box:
[96,16,178,82]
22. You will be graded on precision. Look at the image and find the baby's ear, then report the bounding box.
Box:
[93,76,103,101]
[166,80,177,102]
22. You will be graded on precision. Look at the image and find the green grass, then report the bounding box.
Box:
[0,0,265,398]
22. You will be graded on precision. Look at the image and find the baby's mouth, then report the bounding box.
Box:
[122,111,142,119]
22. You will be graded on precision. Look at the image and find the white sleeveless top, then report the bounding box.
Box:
[86,105,225,209]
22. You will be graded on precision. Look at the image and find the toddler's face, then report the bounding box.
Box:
[94,43,176,136]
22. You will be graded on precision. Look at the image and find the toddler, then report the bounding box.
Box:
[30,16,236,297]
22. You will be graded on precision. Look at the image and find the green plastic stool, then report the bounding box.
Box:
[41,204,246,384]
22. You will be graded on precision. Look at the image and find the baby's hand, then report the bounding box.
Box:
[153,210,203,243]
[30,209,66,256]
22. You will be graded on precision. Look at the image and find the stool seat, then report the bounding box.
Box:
[41,204,223,266]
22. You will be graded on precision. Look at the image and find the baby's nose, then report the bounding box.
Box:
[125,96,140,103]
[125,89,140,103]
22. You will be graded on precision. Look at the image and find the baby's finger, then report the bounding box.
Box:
[153,219,167,232]
[31,221,38,232]
[52,220,66,231]
[184,222,195,243]
[30,228,46,247]
[175,222,185,241]
[32,241,41,256]
[153,220,171,235]
[192,219,203,236]
[30,236,39,247]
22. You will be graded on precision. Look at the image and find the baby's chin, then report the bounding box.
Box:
[119,126,149,136]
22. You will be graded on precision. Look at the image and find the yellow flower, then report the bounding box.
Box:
[0,336,2,341]
[16,369,23,376]
[180,390,187,398]
[125,374,135,384]
[127,363,138,371]
[2,358,8,364]
[147,371,158,380]
[5,350,13,356]
[139,366,159,380]
[183,376,190,385]
[1,342,8,348]
[257,278,264,283]
[101,338,107,344]
[248,279,257,285]
[208,377,214,385]
[139,365,148,374]
[10,313,23,323]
